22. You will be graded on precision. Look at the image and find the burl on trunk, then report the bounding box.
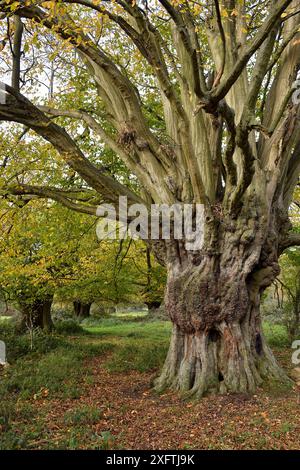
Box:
[153,213,290,398]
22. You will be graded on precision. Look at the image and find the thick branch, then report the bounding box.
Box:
[158,0,205,99]
[212,0,226,88]
[280,232,300,251]
[211,0,294,103]
[2,184,98,215]
[0,83,142,204]
[11,15,23,91]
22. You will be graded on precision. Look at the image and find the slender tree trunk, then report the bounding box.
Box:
[73,301,91,318]
[20,295,54,331]
[146,300,162,311]
[288,290,300,341]
[154,211,291,398]
[73,300,80,317]
[12,16,23,92]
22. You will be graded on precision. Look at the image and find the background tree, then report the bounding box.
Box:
[0,199,89,329]
[0,197,165,326]
[57,238,164,314]
[274,190,300,339]
[0,0,299,397]
[278,248,300,340]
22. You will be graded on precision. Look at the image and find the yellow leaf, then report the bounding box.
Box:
[41,1,56,8]
[221,8,229,18]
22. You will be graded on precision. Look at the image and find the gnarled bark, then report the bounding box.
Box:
[154,207,292,397]
[155,275,287,397]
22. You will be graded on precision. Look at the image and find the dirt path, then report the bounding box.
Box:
[35,352,300,450]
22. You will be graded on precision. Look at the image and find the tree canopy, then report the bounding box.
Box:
[0,0,298,237]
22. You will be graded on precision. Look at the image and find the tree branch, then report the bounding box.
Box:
[0,83,142,205]
[158,0,206,99]
[11,15,23,91]
[212,0,226,88]
[280,232,300,251]
[211,0,294,103]
[2,184,98,216]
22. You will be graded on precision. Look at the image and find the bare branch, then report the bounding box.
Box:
[158,0,206,99]
[280,232,300,251]
[212,0,226,88]
[2,184,98,216]
[211,0,294,103]
[0,83,142,205]
[11,15,23,91]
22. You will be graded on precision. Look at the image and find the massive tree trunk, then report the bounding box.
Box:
[154,206,291,397]
[20,295,54,331]
[73,301,91,318]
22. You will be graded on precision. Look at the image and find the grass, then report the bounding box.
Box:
[84,319,171,372]
[0,316,170,449]
[105,340,169,373]
[0,316,296,449]
[84,318,171,339]
[2,345,108,400]
[112,311,148,319]
[54,319,85,335]
[64,405,103,425]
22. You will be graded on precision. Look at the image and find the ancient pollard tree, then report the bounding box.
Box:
[0,0,300,397]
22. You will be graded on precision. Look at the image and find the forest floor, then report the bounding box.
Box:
[0,317,299,450]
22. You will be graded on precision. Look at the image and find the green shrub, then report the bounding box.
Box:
[0,322,60,362]
[263,322,290,348]
[54,319,84,335]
